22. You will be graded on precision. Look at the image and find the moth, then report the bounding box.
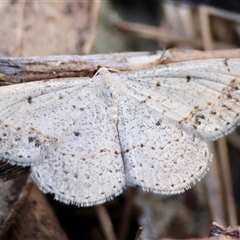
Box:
[0,56,239,206]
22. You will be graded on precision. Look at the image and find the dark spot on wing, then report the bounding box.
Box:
[28,136,41,147]
[73,131,80,137]
[194,114,205,125]
[141,96,151,103]
[224,59,229,66]
[34,139,41,147]
[27,96,32,104]
[210,110,216,115]
[15,137,21,142]
[186,76,191,82]
[74,173,78,178]
[156,120,162,126]
[28,136,35,143]
[156,82,161,87]
[224,59,230,72]
[222,104,232,111]
[194,106,201,110]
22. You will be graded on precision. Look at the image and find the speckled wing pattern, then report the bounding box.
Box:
[31,99,125,207]
[118,59,240,194]
[0,78,91,165]
[118,96,211,194]
[0,76,125,206]
[0,58,240,206]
